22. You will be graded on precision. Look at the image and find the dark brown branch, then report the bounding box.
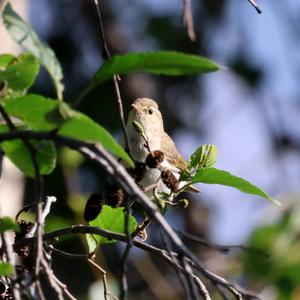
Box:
[177,230,269,257]
[247,0,262,14]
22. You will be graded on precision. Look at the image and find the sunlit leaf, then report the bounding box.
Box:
[188,144,218,173]
[192,167,280,206]
[87,51,220,92]
[0,52,39,91]
[4,94,134,167]
[0,262,14,276]
[1,139,57,177]
[87,205,137,252]
[2,3,64,99]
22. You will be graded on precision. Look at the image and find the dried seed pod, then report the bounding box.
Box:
[15,264,29,278]
[146,150,164,168]
[161,170,179,192]
[127,162,146,182]
[83,193,104,222]
[14,220,34,258]
[105,185,125,208]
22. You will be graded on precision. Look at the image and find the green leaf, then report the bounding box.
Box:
[188,144,218,173]
[0,53,15,67]
[0,52,39,91]
[87,205,137,252]
[4,94,60,130]
[0,217,20,233]
[2,3,64,99]
[192,167,281,206]
[88,51,220,92]
[59,112,134,167]
[0,262,14,276]
[3,94,134,167]
[1,140,57,177]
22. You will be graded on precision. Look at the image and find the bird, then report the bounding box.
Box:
[126,98,197,198]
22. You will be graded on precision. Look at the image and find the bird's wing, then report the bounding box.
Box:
[161,132,187,171]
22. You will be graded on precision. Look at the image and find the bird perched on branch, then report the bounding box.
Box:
[126,98,198,198]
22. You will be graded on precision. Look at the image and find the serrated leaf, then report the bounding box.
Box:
[0,52,39,91]
[87,205,137,252]
[0,217,20,233]
[2,3,64,99]
[192,167,281,206]
[0,262,14,276]
[188,144,218,173]
[86,51,220,93]
[3,94,134,167]
[1,140,57,177]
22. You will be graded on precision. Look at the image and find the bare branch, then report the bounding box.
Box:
[247,0,262,14]
[0,233,21,300]
[86,0,130,153]
[182,0,196,41]
[177,230,269,256]
[0,130,260,299]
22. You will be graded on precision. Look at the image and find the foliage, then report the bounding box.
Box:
[0,2,281,300]
[87,205,137,252]
[243,204,300,299]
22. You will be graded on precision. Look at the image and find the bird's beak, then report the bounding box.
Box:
[131,103,139,111]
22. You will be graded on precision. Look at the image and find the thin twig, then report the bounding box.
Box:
[88,258,119,300]
[119,199,133,300]
[182,0,196,41]
[91,0,130,152]
[0,234,21,300]
[177,230,269,257]
[47,245,117,300]
[247,0,262,14]
[159,229,199,299]
[41,258,64,300]
[14,225,259,299]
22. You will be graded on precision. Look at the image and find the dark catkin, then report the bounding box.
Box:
[127,162,146,182]
[105,185,125,207]
[83,193,104,222]
[161,170,179,192]
[146,150,164,168]
[14,221,34,258]
[15,264,29,278]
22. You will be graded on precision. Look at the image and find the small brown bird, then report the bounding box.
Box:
[126,98,197,196]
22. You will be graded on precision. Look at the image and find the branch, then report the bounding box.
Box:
[182,0,196,41]
[177,230,269,256]
[87,0,130,153]
[247,0,262,14]
[14,225,260,300]
[119,200,133,300]
[0,233,21,300]
[0,129,260,299]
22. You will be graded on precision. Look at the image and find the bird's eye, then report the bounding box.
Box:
[148,109,153,115]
